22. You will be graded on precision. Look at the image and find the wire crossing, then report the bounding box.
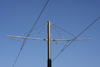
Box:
[12,0,49,67]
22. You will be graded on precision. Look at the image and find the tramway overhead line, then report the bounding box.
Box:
[7,21,92,67]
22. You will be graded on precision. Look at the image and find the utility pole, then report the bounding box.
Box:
[47,21,51,67]
[7,21,92,67]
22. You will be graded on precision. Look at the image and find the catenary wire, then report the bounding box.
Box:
[12,0,49,67]
[52,16,100,62]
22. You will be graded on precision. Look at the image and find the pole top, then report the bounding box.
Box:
[48,21,50,22]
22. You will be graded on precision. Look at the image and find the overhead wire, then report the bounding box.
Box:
[62,16,100,54]
[20,23,46,36]
[51,24,65,39]
[12,0,49,67]
[52,16,100,62]
[51,24,70,48]
[52,24,77,38]
[34,23,47,38]
[51,24,76,52]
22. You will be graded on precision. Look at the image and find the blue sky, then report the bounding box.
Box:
[0,0,100,67]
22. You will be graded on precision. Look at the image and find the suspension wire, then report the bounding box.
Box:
[52,16,100,62]
[12,0,49,67]
[52,24,77,38]
[20,23,46,36]
[51,24,65,39]
[34,23,47,38]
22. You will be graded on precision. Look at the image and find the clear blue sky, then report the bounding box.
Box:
[0,0,100,67]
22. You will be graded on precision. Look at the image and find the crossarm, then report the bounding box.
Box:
[52,38,92,41]
[7,35,92,41]
[7,35,47,41]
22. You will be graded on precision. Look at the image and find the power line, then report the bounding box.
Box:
[52,16,100,62]
[12,0,49,67]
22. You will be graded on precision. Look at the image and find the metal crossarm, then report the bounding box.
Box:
[52,38,92,41]
[7,35,47,41]
[7,35,92,42]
